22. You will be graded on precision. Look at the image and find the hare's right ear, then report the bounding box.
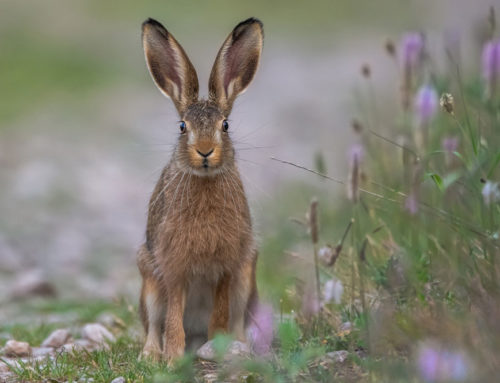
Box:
[142,19,199,115]
[208,18,263,115]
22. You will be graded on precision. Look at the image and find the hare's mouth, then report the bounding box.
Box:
[187,145,223,176]
[191,165,224,177]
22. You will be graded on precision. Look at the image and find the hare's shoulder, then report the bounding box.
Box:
[145,165,178,244]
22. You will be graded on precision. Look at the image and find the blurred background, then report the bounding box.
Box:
[0,0,493,318]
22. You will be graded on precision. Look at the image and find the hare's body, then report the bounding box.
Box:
[138,155,257,352]
[137,18,264,361]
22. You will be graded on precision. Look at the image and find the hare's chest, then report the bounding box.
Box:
[165,187,249,260]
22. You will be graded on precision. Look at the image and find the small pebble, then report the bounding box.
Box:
[42,329,72,348]
[3,340,31,357]
[110,377,125,383]
[196,340,250,362]
[31,347,54,358]
[81,323,115,344]
[325,350,349,363]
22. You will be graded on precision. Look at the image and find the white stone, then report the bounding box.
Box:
[81,323,115,344]
[31,347,54,358]
[326,350,349,363]
[59,339,98,353]
[42,329,72,348]
[110,377,125,383]
[196,339,250,362]
[2,340,31,357]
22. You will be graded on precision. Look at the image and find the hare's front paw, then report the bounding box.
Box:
[163,338,185,365]
[163,346,185,366]
[140,345,162,362]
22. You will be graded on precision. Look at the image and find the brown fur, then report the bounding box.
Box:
[138,17,264,362]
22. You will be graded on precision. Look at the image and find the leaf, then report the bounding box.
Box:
[427,173,444,191]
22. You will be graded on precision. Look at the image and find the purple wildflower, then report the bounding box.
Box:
[400,32,425,110]
[417,342,468,382]
[247,303,274,356]
[481,40,500,83]
[482,40,500,98]
[404,193,418,215]
[402,33,425,69]
[418,346,440,382]
[441,136,459,153]
[348,143,364,165]
[415,85,438,126]
[442,136,459,167]
[482,181,500,205]
[323,278,343,304]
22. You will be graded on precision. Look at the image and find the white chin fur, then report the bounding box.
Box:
[191,167,224,177]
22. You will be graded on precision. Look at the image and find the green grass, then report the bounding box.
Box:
[1,299,364,382]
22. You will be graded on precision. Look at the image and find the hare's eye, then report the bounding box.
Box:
[179,121,186,133]
[222,120,229,132]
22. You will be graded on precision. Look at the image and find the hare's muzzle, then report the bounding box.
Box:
[188,141,222,173]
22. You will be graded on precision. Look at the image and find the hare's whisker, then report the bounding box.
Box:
[150,169,182,210]
[164,170,187,223]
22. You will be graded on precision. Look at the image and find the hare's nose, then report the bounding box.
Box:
[196,148,214,158]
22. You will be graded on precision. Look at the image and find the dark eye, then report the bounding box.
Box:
[222,120,229,132]
[179,121,186,133]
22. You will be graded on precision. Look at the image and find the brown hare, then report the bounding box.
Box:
[137,17,264,362]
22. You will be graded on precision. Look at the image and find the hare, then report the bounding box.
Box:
[137,17,264,362]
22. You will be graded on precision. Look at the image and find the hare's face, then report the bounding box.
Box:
[177,101,234,176]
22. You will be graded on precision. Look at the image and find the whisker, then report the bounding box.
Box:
[150,169,182,211]
[164,170,187,223]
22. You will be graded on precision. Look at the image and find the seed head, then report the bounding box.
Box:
[439,93,455,115]
[488,6,496,36]
[309,199,319,244]
[347,143,364,203]
[351,118,363,134]
[385,39,396,57]
[361,63,371,78]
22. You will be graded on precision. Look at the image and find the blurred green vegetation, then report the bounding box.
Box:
[0,0,416,126]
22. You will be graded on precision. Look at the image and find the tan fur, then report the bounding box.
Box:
[138,17,264,363]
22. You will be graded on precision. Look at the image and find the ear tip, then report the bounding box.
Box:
[236,17,264,33]
[142,18,168,34]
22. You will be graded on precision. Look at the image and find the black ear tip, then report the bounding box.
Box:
[142,18,167,32]
[235,17,264,32]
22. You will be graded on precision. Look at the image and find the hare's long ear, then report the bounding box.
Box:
[208,18,263,115]
[142,18,199,115]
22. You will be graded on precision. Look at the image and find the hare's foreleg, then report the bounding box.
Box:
[163,284,187,363]
[139,276,164,360]
[230,259,256,342]
[208,274,231,339]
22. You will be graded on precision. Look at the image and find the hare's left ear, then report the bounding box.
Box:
[208,18,263,115]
